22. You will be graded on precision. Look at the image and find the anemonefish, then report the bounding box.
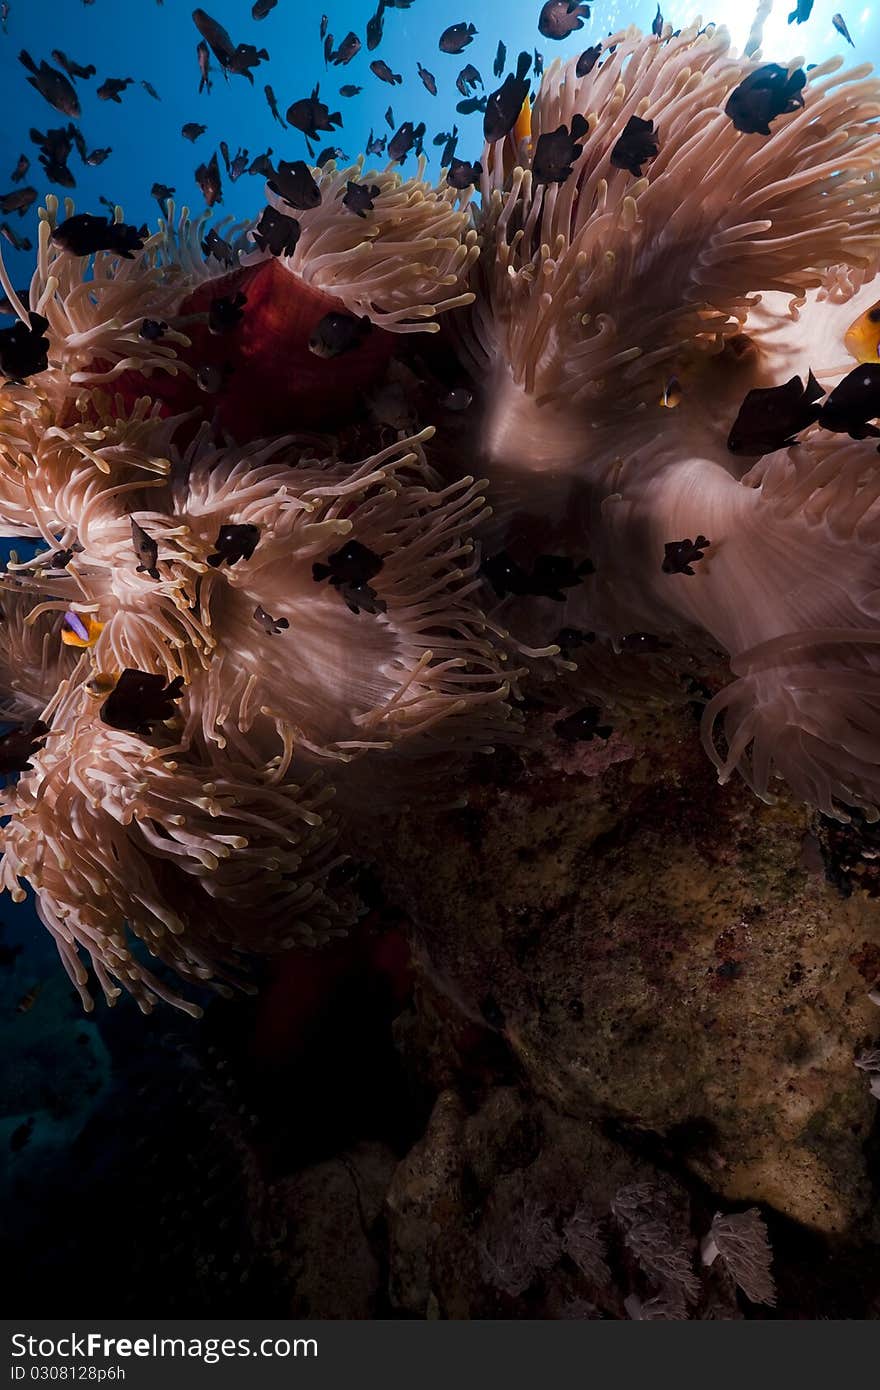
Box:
[61,610,104,648]
[844,300,880,364]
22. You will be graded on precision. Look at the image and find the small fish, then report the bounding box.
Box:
[248,148,275,177]
[439,22,477,55]
[435,126,459,165]
[131,519,160,580]
[19,50,80,118]
[252,0,278,17]
[323,33,333,66]
[533,114,588,184]
[833,12,854,45]
[0,222,32,252]
[253,204,301,256]
[534,49,544,77]
[0,187,36,216]
[47,546,76,567]
[331,32,361,66]
[61,609,104,647]
[727,371,824,455]
[456,63,483,97]
[610,115,659,176]
[371,59,403,85]
[197,40,213,94]
[320,14,328,40]
[10,154,30,184]
[481,550,591,601]
[788,0,814,21]
[439,385,472,412]
[555,626,596,656]
[150,182,175,212]
[418,63,437,95]
[139,318,167,341]
[231,148,250,181]
[366,129,387,156]
[494,41,507,79]
[97,76,133,103]
[388,120,425,163]
[309,311,373,358]
[192,9,269,82]
[30,123,77,186]
[0,3,9,35]
[208,291,247,334]
[207,523,260,567]
[51,49,97,81]
[286,86,342,144]
[201,228,236,267]
[367,5,385,51]
[141,79,161,100]
[0,720,48,774]
[254,603,289,634]
[100,668,184,736]
[553,705,613,744]
[447,156,481,189]
[339,85,362,98]
[268,159,321,210]
[182,121,207,142]
[662,535,710,575]
[725,63,806,136]
[817,364,880,439]
[576,45,602,77]
[660,376,683,408]
[343,180,381,217]
[484,51,531,143]
[844,299,880,364]
[85,147,112,166]
[385,104,395,129]
[16,986,42,1015]
[652,5,664,37]
[312,539,386,616]
[539,2,590,40]
[51,213,147,258]
[195,151,223,206]
[195,363,226,392]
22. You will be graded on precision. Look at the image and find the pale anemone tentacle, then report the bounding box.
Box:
[168,426,521,767]
[0,677,351,1015]
[253,154,480,332]
[473,22,880,466]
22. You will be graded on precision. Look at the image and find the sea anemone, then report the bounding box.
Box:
[453,20,880,818]
[0,676,348,1015]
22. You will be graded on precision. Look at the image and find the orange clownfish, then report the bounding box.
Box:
[844,300,880,364]
[61,610,104,648]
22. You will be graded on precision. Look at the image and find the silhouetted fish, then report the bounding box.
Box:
[371,59,402,85]
[484,51,531,142]
[195,151,223,206]
[253,205,301,256]
[539,2,590,40]
[51,213,147,258]
[268,159,321,210]
[725,63,806,136]
[439,22,477,54]
[51,49,96,81]
[100,669,184,736]
[19,51,80,118]
[97,76,133,103]
[0,313,49,380]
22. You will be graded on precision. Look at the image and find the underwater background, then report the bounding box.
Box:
[1,0,880,1317]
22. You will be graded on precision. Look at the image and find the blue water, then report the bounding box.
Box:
[1,0,873,295]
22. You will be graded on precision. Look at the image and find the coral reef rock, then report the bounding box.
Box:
[378,701,880,1237]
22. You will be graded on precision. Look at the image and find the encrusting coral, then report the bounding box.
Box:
[3,14,880,1008]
